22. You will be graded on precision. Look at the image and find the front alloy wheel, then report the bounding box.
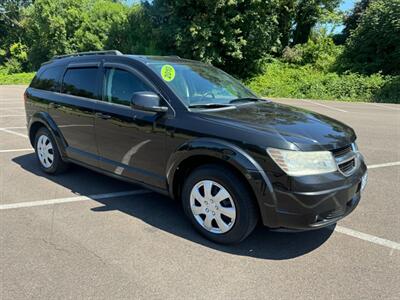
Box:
[190,180,236,234]
[182,165,259,244]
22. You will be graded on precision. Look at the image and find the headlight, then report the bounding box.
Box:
[267,148,337,176]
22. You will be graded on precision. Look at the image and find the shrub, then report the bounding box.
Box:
[282,35,343,72]
[0,72,35,85]
[247,62,399,103]
[0,42,29,74]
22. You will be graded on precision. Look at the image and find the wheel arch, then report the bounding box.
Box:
[166,138,277,224]
[28,112,68,158]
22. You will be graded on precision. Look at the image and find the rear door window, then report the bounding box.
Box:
[30,66,64,91]
[62,67,99,99]
[103,67,152,106]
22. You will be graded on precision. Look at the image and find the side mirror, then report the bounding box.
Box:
[130,91,168,113]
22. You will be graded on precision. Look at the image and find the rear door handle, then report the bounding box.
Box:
[95,112,112,120]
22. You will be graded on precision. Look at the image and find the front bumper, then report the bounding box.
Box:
[251,159,368,230]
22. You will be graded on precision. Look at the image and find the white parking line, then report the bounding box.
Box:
[0,126,26,129]
[0,128,28,138]
[0,148,32,153]
[0,101,23,104]
[0,98,23,101]
[0,114,25,117]
[0,107,24,110]
[0,190,152,210]
[368,161,400,169]
[301,99,348,113]
[335,226,400,251]
[369,103,400,111]
[0,189,398,251]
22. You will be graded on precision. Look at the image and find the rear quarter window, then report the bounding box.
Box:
[30,66,64,91]
[61,67,98,99]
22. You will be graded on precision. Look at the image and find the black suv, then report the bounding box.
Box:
[25,50,368,244]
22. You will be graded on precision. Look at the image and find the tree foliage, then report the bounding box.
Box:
[282,33,342,71]
[147,0,281,78]
[292,0,340,45]
[342,0,371,40]
[23,0,127,69]
[109,4,159,55]
[0,0,399,83]
[339,0,400,75]
[0,0,31,52]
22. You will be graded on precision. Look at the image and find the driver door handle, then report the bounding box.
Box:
[95,112,112,120]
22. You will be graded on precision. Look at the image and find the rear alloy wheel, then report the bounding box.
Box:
[34,127,68,174]
[182,165,259,244]
[37,134,54,168]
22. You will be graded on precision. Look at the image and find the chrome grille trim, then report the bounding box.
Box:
[331,143,358,176]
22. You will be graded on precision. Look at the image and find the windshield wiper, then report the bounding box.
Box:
[229,97,261,104]
[188,103,233,109]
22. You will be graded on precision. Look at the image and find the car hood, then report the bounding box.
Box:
[200,101,356,151]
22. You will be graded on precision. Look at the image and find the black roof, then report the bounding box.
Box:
[41,50,203,68]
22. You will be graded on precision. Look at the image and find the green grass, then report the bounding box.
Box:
[0,72,35,85]
[247,62,400,103]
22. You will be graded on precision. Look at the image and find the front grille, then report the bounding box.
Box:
[339,158,356,174]
[331,145,352,158]
[331,144,357,176]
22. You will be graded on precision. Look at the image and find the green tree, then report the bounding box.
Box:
[277,0,296,48]
[292,0,340,45]
[339,0,400,75]
[75,0,128,51]
[108,4,158,54]
[23,0,128,69]
[342,0,371,40]
[148,0,281,78]
[0,0,31,62]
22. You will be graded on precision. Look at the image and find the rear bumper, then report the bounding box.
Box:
[250,159,367,230]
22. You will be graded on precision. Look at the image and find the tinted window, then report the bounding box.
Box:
[103,68,152,106]
[62,67,98,99]
[30,66,64,91]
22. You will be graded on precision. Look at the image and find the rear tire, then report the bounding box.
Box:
[34,127,68,174]
[182,164,259,244]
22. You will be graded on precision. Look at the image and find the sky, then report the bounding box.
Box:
[340,0,357,11]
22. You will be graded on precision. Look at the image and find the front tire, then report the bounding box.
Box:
[34,127,68,174]
[182,165,259,244]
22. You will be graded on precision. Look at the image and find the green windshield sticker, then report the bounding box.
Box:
[161,65,176,82]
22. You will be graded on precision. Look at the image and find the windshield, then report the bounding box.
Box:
[147,60,258,107]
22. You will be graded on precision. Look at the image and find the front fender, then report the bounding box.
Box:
[28,112,68,158]
[166,138,279,226]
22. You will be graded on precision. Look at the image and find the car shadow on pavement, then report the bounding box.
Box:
[13,153,334,260]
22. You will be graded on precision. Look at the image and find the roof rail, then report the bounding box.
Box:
[52,50,123,60]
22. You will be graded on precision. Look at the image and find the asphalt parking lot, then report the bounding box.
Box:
[1,85,399,299]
